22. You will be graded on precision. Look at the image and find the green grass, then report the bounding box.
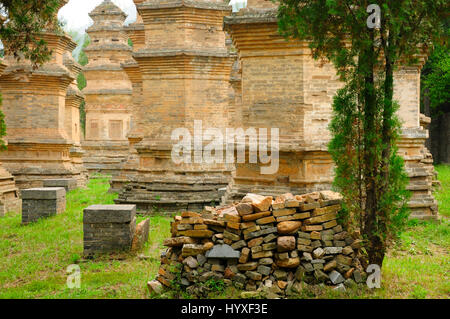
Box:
[277,165,450,299]
[0,178,171,299]
[0,165,448,299]
[435,164,450,217]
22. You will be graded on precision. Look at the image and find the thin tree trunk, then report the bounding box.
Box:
[361,30,384,267]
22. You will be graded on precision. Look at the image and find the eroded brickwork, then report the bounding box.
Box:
[223,6,336,203]
[0,60,21,216]
[0,0,85,190]
[109,14,145,192]
[113,0,235,213]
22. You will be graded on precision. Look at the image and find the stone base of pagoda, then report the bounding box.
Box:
[82,141,130,176]
[109,136,142,193]
[0,141,84,190]
[221,149,334,204]
[70,145,88,188]
[114,146,232,214]
[399,128,438,219]
[0,165,21,216]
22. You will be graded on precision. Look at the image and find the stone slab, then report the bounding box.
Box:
[21,187,66,200]
[43,179,77,192]
[205,244,240,259]
[83,205,136,223]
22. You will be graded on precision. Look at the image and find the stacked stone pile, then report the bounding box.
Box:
[150,190,367,297]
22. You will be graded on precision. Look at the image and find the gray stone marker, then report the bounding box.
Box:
[83,204,136,257]
[21,187,66,224]
[43,179,77,192]
[205,244,240,259]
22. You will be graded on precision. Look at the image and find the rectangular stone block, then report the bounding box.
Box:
[83,205,136,224]
[21,187,66,224]
[305,212,337,225]
[83,204,137,257]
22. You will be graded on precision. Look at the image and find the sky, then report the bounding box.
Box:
[57,0,246,58]
[58,0,137,34]
[58,0,247,34]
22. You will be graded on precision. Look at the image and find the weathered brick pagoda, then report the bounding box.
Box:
[109,12,145,193]
[395,64,439,218]
[0,0,86,189]
[113,0,235,213]
[222,0,337,203]
[82,0,133,175]
[0,61,21,216]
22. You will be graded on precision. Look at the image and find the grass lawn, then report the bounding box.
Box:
[435,164,450,218]
[0,166,448,299]
[0,178,171,299]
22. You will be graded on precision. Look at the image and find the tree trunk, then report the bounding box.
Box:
[361,30,382,268]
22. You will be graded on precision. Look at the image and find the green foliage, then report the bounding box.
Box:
[434,165,450,217]
[128,38,133,48]
[66,32,90,136]
[77,72,87,91]
[422,45,450,110]
[77,34,90,136]
[277,0,447,266]
[0,0,61,67]
[79,100,86,137]
[205,278,226,293]
[78,34,90,67]
[328,80,364,226]
[329,76,410,239]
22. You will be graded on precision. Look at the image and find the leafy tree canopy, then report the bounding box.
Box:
[0,0,61,67]
[423,45,450,110]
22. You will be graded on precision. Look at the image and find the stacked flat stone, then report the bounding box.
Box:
[150,190,367,297]
[22,187,66,224]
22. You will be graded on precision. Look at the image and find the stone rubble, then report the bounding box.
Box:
[149,190,367,297]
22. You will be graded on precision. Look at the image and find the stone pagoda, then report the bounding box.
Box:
[109,12,145,193]
[223,0,335,203]
[223,0,437,219]
[82,0,133,175]
[0,0,85,189]
[113,0,235,213]
[395,62,439,218]
[0,60,21,216]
